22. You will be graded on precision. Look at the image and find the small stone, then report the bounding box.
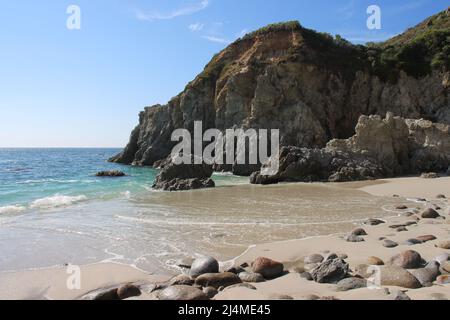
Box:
[304,254,324,264]
[238,272,265,283]
[395,205,408,210]
[380,266,422,289]
[351,228,368,236]
[169,274,194,286]
[345,234,365,242]
[437,240,450,249]
[311,259,349,284]
[390,290,411,300]
[336,277,367,291]
[117,283,141,300]
[251,257,284,279]
[202,286,218,299]
[416,235,437,242]
[304,294,320,300]
[403,238,424,246]
[195,272,242,289]
[157,285,209,300]
[437,194,446,199]
[421,208,440,219]
[364,218,385,226]
[389,250,424,269]
[396,226,408,232]
[95,170,126,177]
[436,275,450,284]
[383,240,398,248]
[389,224,406,229]
[190,256,219,278]
[367,256,384,266]
[405,221,418,226]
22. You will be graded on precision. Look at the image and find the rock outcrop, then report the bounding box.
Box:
[111,10,450,174]
[251,113,450,184]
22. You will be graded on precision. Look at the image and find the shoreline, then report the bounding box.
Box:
[1,176,449,300]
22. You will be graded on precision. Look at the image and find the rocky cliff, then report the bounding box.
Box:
[111,9,450,175]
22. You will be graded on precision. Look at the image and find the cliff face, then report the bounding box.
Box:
[111,10,450,168]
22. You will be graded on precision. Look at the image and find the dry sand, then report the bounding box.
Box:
[1,176,449,300]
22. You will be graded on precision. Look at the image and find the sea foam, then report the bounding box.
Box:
[30,195,87,209]
[0,205,27,214]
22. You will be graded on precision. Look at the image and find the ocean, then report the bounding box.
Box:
[0,148,398,274]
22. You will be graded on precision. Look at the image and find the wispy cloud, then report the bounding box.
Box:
[136,0,209,21]
[189,22,204,32]
[202,35,231,44]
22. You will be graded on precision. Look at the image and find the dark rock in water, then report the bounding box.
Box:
[190,256,219,278]
[238,272,265,283]
[345,234,365,242]
[304,254,324,264]
[117,283,141,300]
[437,240,450,249]
[157,285,209,300]
[416,235,437,243]
[202,286,218,299]
[421,208,441,219]
[95,170,126,177]
[251,257,284,279]
[390,290,411,300]
[410,261,441,286]
[367,256,384,266]
[351,228,367,236]
[170,274,195,286]
[152,156,214,191]
[421,172,439,179]
[365,218,385,226]
[195,272,242,289]
[383,240,398,248]
[311,259,349,284]
[336,277,367,291]
[380,266,422,289]
[389,250,424,269]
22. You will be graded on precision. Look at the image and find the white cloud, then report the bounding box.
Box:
[189,22,204,32]
[136,0,209,21]
[202,35,231,44]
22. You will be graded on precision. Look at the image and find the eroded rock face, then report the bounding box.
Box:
[111,17,450,172]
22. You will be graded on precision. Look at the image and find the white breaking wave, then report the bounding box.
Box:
[0,205,27,214]
[30,195,87,209]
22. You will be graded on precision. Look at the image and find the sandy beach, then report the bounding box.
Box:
[1,176,449,300]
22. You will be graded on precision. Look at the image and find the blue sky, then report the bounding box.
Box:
[0,0,448,147]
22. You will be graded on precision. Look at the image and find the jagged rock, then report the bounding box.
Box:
[95,170,126,177]
[190,256,219,278]
[251,257,284,279]
[311,259,349,284]
[383,240,398,248]
[195,272,242,289]
[388,250,424,269]
[157,285,209,300]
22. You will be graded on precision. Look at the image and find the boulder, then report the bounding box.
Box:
[190,256,219,278]
[336,277,367,291]
[251,257,284,279]
[311,259,349,284]
[157,285,209,300]
[238,272,265,283]
[380,266,422,289]
[117,284,141,300]
[388,250,424,269]
[410,261,441,286]
[421,208,440,219]
[195,272,242,289]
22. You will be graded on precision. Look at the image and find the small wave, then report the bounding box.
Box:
[30,195,87,209]
[18,179,80,185]
[0,205,27,214]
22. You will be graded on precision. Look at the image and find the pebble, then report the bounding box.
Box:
[304,254,324,264]
[389,250,424,269]
[117,284,141,300]
[351,228,367,236]
[421,208,441,219]
[336,277,367,291]
[403,238,424,246]
[345,234,365,242]
[238,272,265,283]
[415,235,437,242]
[395,205,408,210]
[190,256,219,278]
[195,272,242,289]
[436,194,446,199]
[396,226,408,232]
[364,218,385,226]
[251,257,284,279]
[383,240,398,248]
[157,285,209,301]
[367,256,384,266]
